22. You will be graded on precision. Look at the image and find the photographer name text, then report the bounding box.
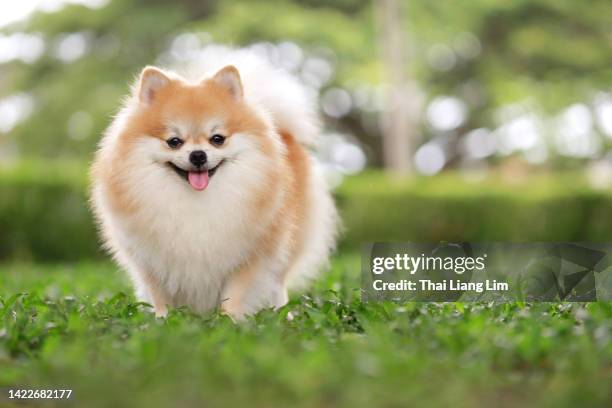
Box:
[372,279,509,292]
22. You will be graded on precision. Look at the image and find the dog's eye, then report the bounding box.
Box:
[167,137,184,149]
[210,134,225,146]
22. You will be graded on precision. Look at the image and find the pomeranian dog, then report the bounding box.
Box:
[91,47,337,319]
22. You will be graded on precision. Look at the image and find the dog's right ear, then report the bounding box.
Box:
[138,66,171,105]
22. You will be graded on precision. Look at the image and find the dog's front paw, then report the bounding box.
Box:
[154,305,168,318]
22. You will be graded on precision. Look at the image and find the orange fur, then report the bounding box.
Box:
[91,60,337,318]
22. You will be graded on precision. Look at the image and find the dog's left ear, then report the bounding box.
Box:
[211,65,243,100]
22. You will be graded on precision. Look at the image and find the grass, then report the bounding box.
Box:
[0,253,611,408]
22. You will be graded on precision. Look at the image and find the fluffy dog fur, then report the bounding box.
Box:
[91,47,337,318]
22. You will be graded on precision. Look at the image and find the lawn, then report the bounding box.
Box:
[1,252,611,408]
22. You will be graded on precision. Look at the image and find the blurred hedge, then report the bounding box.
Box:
[3,162,612,261]
[337,173,612,247]
[0,161,99,261]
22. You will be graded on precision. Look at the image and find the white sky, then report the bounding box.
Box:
[0,0,108,28]
[0,1,39,28]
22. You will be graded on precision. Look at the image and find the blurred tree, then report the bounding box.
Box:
[375,0,414,175]
[0,0,611,170]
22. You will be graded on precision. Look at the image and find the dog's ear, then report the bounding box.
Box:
[138,66,171,105]
[211,65,243,100]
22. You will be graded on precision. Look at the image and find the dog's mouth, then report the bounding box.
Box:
[167,160,225,191]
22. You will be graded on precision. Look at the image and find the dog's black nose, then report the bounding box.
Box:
[189,150,207,167]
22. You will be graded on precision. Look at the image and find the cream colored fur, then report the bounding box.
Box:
[91,46,337,318]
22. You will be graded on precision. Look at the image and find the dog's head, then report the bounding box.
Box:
[122,65,276,191]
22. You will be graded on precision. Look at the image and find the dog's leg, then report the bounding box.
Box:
[139,271,171,318]
[220,264,255,320]
[221,262,288,320]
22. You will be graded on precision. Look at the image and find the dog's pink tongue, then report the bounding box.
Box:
[188,171,209,191]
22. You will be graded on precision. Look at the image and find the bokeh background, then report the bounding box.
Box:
[1,3,612,407]
[2,0,612,260]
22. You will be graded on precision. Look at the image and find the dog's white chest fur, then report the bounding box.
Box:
[100,162,281,312]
